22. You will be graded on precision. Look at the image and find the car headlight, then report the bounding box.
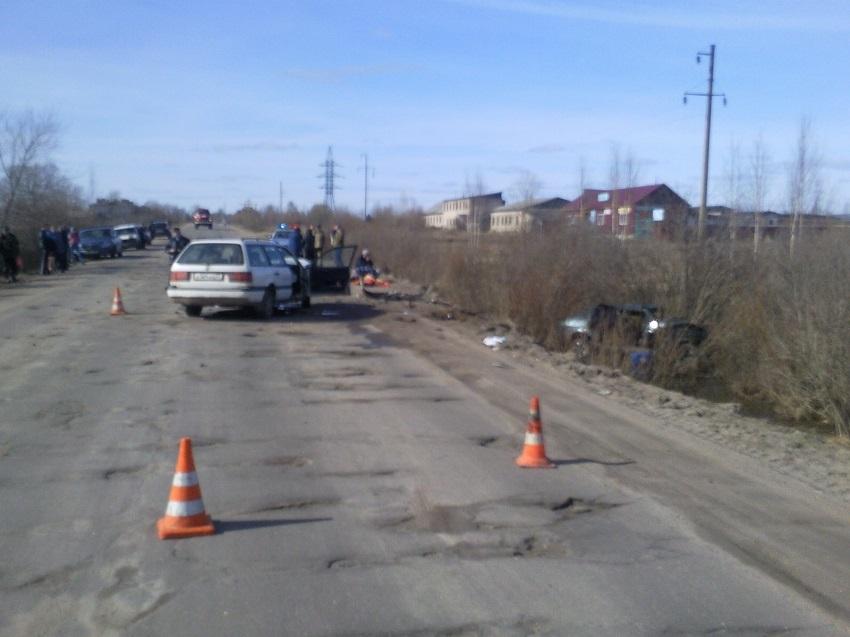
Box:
[648,319,660,333]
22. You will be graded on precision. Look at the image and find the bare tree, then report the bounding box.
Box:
[464,171,488,249]
[723,140,743,250]
[510,170,543,203]
[748,136,770,257]
[0,111,59,226]
[608,144,641,238]
[787,117,823,257]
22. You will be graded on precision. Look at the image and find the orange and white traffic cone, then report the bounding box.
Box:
[110,287,127,316]
[515,396,555,469]
[157,437,215,539]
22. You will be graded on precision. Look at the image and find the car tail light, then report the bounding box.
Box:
[228,272,252,283]
[170,271,190,281]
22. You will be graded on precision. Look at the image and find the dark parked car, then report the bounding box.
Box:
[114,224,146,250]
[148,221,171,239]
[562,303,706,363]
[79,227,123,259]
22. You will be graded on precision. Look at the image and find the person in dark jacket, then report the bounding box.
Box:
[0,227,20,282]
[40,226,57,275]
[56,226,70,272]
[68,227,84,264]
[303,226,316,262]
[286,225,303,258]
[355,248,379,278]
[166,227,190,262]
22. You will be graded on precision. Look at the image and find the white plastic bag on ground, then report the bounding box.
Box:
[482,336,507,349]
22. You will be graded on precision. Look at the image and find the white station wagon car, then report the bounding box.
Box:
[167,238,311,318]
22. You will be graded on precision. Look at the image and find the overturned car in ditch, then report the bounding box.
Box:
[561,303,708,365]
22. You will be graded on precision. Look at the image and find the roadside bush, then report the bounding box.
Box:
[354,214,850,437]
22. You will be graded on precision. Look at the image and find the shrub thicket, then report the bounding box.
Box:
[350,215,850,437]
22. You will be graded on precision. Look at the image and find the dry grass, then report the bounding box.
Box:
[352,216,850,437]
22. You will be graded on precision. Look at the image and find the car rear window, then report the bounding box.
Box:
[246,245,270,266]
[178,244,244,265]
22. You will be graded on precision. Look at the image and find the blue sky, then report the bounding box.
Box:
[3,0,850,213]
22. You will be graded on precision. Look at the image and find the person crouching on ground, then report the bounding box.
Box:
[355,248,379,279]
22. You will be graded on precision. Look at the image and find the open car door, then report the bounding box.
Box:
[312,245,357,293]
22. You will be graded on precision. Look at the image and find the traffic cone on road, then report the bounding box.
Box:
[516,396,555,469]
[110,287,127,316]
[157,437,215,539]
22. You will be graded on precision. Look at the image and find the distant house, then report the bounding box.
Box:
[689,207,841,240]
[424,193,505,231]
[490,197,570,233]
[563,184,690,239]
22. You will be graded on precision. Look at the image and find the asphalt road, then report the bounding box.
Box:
[0,227,848,636]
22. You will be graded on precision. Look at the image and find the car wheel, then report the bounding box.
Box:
[185,305,202,317]
[257,288,275,320]
[572,336,590,364]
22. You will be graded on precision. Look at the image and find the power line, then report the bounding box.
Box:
[684,44,727,241]
[359,153,375,220]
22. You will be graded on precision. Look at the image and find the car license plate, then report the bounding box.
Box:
[193,273,223,281]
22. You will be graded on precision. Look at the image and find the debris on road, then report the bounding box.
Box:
[482,335,507,349]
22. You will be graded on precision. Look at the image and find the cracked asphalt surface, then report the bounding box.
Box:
[0,229,848,636]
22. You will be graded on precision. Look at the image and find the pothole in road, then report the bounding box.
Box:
[261,455,312,467]
[378,493,620,536]
[241,350,276,358]
[318,469,399,478]
[101,465,146,480]
[314,348,390,359]
[303,367,372,379]
[469,435,515,449]
[33,401,85,430]
[191,436,229,448]
[247,496,341,514]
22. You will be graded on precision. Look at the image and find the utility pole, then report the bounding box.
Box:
[363,154,368,220]
[279,181,283,215]
[318,146,340,211]
[684,44,726,241]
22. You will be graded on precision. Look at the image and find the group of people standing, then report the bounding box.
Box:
[38,226,84,275]
[284,223,345,264]
[282,222,378,278]
[0,227,21,283]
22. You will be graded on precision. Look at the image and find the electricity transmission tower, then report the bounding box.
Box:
[319,146,341,211]
[684,44,726,241]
